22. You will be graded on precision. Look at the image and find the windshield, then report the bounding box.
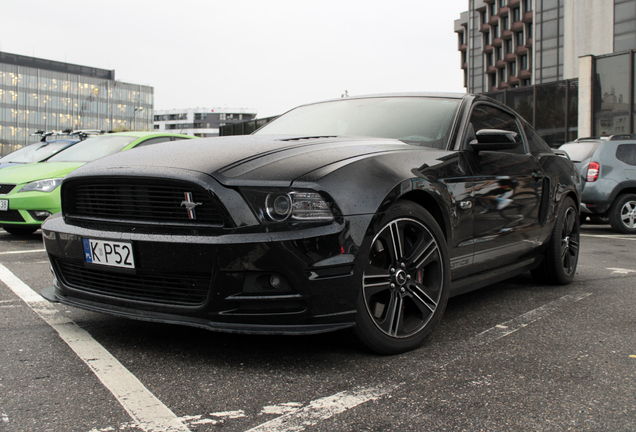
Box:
[254,97,461,149]
[0,141,76,163]
[47,135,137,162]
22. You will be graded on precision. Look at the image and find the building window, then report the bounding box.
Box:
[481,10,487,26]
[522,0,530,13]
[153,124,159,129]
[510,61,517,77]
[492,24,499,38]
[502,16,509,30]
[497,46,503,61]
[506,39,513,54]
[499,0,505,8]
[516,31,525,47]
[528,23,533,38]
[520,54,528,70]
[512,7,520,22]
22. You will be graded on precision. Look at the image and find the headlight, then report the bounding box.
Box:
[19,178,63,193]
[243,189,335,223]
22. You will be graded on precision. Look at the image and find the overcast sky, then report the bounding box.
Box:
[1,0,469,118]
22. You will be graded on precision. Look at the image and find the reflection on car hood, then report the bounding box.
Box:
[72,135,421,185]
[0,162,85,185]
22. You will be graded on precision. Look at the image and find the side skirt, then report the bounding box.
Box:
[449,256,542,298]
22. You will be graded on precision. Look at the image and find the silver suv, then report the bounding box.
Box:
[560,136,636,234]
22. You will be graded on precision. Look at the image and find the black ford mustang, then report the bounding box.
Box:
[41,93,581,354]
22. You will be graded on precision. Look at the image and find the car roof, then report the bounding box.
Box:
[101,131,193,138]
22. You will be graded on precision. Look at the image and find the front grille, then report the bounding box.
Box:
[64,180,226,227]
[53,257,211,306]
[0,184,16,195]
[0,210,25,222]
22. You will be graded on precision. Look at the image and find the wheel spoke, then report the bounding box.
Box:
[389,221,403,262]
[405,237,438,270]
[565,209,575,234]
[408,281,438,313]
[380,293,403,336]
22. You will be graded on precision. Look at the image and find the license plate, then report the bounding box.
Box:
[83,238,135,269]
[0,200,7,211]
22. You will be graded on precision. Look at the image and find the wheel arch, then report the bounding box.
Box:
[375,179,451,243]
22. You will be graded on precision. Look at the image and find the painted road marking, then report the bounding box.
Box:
[608,267,636,275]
[0,249,46,255]
[0,263,190,432]
[581,233,636,241]
[245,384,400,432]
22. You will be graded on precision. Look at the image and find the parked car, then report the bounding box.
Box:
[0,132,195,235]
[559,136,636,234]
[41,93,581,354]
[0,129,88,170]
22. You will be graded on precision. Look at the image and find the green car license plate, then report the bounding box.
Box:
[83,238,135,269]
[0,200,8,211]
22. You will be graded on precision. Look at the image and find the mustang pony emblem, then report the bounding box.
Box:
[181,192,202,219]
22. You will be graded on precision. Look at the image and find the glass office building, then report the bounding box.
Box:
[0,51,153,155]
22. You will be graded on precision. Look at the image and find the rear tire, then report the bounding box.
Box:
[609,194,636,234]
[531,197,579,285]
[354,201,450,354]
[3,226,38,236]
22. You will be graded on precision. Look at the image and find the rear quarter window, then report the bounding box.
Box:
[616,144,636,166]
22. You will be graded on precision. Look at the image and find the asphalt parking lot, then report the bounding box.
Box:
[1,223,635,432]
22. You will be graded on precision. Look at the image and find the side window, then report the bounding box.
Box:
[616,144,636,166]
[524,123,553,154]
[466,104,526,154]
[133,136,173,148]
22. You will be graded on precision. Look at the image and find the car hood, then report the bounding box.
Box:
[0,162,85,185]
[72,135,425,186]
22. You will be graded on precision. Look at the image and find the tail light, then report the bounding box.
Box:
[586,162,600,182]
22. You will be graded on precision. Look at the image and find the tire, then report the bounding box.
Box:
[3,226,38,236]
[354,200,450,354]
[608,193,636,234]
[531,196,579,285]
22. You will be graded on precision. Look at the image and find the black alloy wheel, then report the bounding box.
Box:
[355,201,450,354]
[609,193,636,234]
[532,196,579,284]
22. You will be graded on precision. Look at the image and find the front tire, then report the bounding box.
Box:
[354,201,450,354]
[531,196,579,285]
[609,193,636,234]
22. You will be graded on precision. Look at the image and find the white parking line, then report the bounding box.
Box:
[608,267,636,275]
[0,263,190,432]
[245,384,400,432]
[581,233,636,241]
[0,249,46,255]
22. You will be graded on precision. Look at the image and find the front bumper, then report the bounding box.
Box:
[0,189,60,227]
[42,213,372,335]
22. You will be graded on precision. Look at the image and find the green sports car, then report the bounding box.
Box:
[0,132,195,235]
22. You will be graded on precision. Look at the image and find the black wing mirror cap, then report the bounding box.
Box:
[469,129,520,153]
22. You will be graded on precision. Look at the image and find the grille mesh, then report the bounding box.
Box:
[65,181,225,227]
[0,210,25,222]
[0,184,16,195]
[53,257,211,306]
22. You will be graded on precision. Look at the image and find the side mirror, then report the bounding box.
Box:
[469,129,520,153]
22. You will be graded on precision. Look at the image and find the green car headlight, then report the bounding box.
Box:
[19,178,63,193]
